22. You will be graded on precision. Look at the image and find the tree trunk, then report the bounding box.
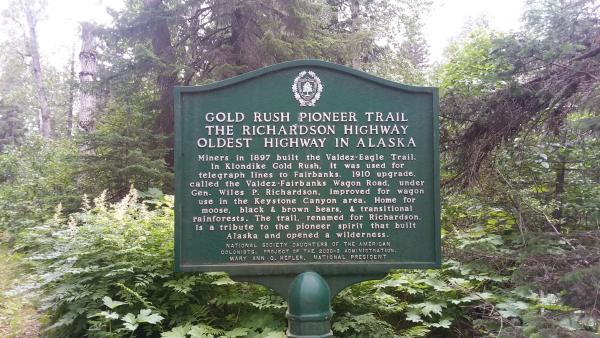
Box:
[231,7,245,67]
[66,47,75,138]
[552,129,567,231]
[23,1,52,138]
[349,0,361,69]
[144,0,178,169]
[550,109,567,231]
[78,22,97,134]
[230,6,256,71]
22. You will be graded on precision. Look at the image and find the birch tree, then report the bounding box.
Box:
[20,0,52,138]
[78,22,97,134]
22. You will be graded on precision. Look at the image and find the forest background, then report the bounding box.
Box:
[0,0,599,337]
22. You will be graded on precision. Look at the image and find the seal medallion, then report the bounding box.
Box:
[292,70,323,106]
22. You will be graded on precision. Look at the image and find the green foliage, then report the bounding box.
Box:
[332,237,515,337]
[77,91,172,198]
[0,136,80,239]
[442,191,600,336]
[161,324,253,338]
[0,102,25,151]
[436,29,511,96]
[437,0,600,185]
[360,0,433,85]
[0,37,38,129]
[332,312,398,337]
[4,160,598,337]
[489,119,600,231]
[431,4,600,335]
[23,189,173,337]
[21,189,286,337]
[0,241,42,337]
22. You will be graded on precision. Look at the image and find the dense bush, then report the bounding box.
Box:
[76,91,173,200]
[23,189,287,338]
[16,186,595,337]
[0,137,80,241]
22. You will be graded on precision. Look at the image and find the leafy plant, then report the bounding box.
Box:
[22,188,287,337]
[0,136,80,241]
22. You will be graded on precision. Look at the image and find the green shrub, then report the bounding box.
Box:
[25,189,286,337]
[14,185,599,337]
[0,136,80,241]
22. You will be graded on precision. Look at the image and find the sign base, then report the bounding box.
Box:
[286,272,333,338]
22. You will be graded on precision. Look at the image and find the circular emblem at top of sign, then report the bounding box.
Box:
[292,70,323,106]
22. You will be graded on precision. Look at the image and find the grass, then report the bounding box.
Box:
[0,235,41,338]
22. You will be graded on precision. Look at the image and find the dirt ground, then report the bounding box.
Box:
[0,243,41,338]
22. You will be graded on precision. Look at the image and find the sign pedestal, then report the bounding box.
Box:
[286,271,333,338]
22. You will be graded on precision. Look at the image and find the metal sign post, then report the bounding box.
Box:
[286,272,333,338]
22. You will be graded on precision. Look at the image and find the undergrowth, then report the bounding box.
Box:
[9,188,598,337]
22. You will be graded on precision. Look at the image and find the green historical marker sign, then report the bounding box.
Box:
[174,60,440,284]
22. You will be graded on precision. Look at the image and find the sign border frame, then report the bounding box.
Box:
[174,59,440,276]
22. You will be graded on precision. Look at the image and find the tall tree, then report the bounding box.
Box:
[143,0,178,169]
[21,0,52,138]
[0,38,36,131]
[102,0,360,168]
[1,2,74,138]
[66,47,75,138]
[328,0,432,82]
[93,0,426,172]
[78,22,98,134]
[349,0,362,68]
[439,0,600,185]
[436,0,600,237]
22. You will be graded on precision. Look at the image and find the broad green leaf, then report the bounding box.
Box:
[420,302,445,317]
[161,324,191,338]
[422,277,451,291]
[89,310,120,320]
[497,301,529,318]
[101,311,120,320]
[122,313,137,324]
[211,275,236,285]
[102,296,126,309]
[558,315,584,331]
[448,277,468,286]
[221,327,250,337]
[262,331,285,338]
[405,309,423,323]
[539,293,560,305]
[137,308,164,324]
[427,317,453,328]
[188,324,223,338]
[451,292,494,304]
[123,322,139,332]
